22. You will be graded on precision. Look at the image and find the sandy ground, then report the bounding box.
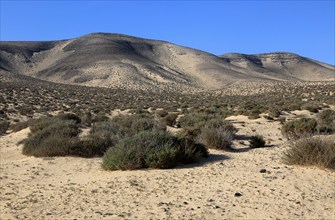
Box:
[0,116,334,220]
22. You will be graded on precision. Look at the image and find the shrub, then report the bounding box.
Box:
[22,120,81,157]
[112,114,165,137]
[11,121,29,132]
[29,113,81,133]
[282,136,335,169]
[281,118,317,140]
[92,113,110,123]
[57,113,81,124]
[248,109,261,120]
[301,103,319,113]
[102,130,208,170]
[81,111,92,126]
[197,120,236,149]
[268,107,281,118]
[28,117,58,133]
[0,120,10,134]
[84,121,119,153]
[316,109,335,134]
[161,113,178,126]
[178,112,214,128]
[156,110,168,117]
[74,137,113,157]
[249,135,266,148]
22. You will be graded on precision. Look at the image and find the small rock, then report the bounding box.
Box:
[207,198,214,202]
[260,169,267,173]
[183,202,188,205]
[212,205,220,209]
[234,192,242,197]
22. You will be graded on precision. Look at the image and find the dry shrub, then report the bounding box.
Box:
[282,136,335,170]
[281,118,317,140]
[198,119,237,150]
[102,130,208,170]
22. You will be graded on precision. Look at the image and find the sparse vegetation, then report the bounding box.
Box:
[249,135,266,148]
[22,119,81,157]
[301,103,319,113]
[316,109,335,134]
[198,120,237,150]
[281,118,318,140]
[0,120,10,134]
[283,136,335,169]
[102,130,208,170]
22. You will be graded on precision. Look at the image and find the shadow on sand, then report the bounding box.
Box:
[176,153,230,169]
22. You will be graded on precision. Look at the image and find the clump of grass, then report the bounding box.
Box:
[28,113,81,133]
[282,136,335,170]
[156,110,168,118]
[198,120,237,150]
[102,130,208,170]
[268,107,281,118]
[249,135,266,148]
[248,110,261,120]
[316,109,335,134]
[159,113,179,127]
[301,103,319,113]
[57,113,82,124]
[10,121,29,133]
[22,120,81,157]
[0,120,10,134]
[111,114,165,137]
[281,118,317,140]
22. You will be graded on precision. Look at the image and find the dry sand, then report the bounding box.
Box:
[1,116,334,220]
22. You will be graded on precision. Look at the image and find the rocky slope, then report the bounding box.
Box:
[1,33,334,90]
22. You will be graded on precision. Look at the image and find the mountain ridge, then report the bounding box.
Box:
[1,33,334,91]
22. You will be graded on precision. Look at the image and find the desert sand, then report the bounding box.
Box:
[1,114,334,220]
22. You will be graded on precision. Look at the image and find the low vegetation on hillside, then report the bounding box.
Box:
[1,76,335,171]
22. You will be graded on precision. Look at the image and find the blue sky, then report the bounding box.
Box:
[1,1,334,65]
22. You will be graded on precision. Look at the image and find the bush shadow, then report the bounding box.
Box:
[176,153,230,169]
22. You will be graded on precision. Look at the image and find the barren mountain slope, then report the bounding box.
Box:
[1,33,334,90]
[221,52,335,81]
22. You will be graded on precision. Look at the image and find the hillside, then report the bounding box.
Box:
[1,33,334,91]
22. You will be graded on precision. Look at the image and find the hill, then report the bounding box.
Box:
[1,33,334,91]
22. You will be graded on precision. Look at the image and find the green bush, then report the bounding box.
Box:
[156,110,168,117]
[268,107,281,118]
[92,113,110,123]
[301,103,319,113]
[74,137,113,157]
[160,113,178,126]
[85,121,119,153]
[11,121,29,132]
[0,120,10,134]
[249,135,266,148]
[23,119,115,157]
[28,113,81,133]
[248,109,261,120]
[281,118,318,140]
[198,120,237,150]
[102,130,208,170]
[178,112,214,128]
[28,117,59,133]
[316,109,335,134]
[111,114,165,137]
[282,136,335,169]
[57,113,81,124]
[22,120,81,157]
